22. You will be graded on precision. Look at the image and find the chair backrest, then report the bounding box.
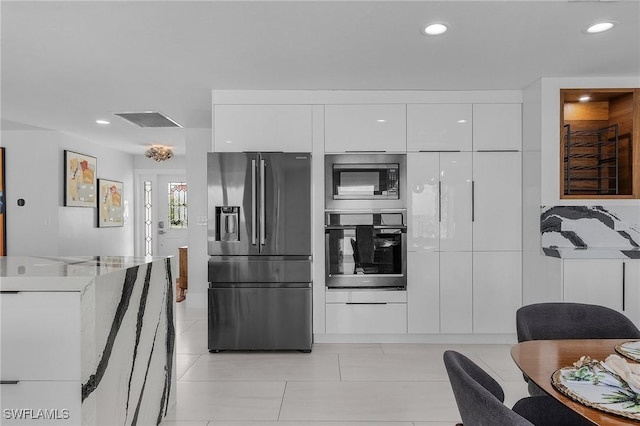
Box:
[443,350,534,426]
[516,302,640,342]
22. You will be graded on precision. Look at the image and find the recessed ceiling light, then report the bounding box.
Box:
[225,140,233,144]
[586,22,615,34]
[96,119,110,125]
[376,119,387,123]
[423,23,448,36]
[579,95,591,102]
[457,119,468,123]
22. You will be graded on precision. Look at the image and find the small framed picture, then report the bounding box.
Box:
[64,150,97,207]
[98,179,124,228]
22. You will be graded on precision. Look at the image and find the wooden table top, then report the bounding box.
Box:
[511,339,640,425]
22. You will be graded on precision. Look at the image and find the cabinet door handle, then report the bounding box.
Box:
[0,380,20,385]
[471,180,475,222]
[438,181,442,223]
[623,262,626,311]
[345,302,387,305]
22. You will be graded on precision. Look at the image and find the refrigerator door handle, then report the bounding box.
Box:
[260,157,266,247]
[251,158,257,245]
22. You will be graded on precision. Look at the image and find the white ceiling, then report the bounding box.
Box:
[1,0,639,155]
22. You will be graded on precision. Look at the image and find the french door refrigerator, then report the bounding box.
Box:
[207,152,312,351]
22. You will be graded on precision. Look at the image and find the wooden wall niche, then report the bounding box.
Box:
[560,88,639,199]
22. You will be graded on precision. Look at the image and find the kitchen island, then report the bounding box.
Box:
[0,256,176,425]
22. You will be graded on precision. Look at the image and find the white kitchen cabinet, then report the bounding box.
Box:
[472,151,522,251]
[563,259,640,326]
[0,381,81,425]
[407,152,472,252]
[407,104,472,152]
[325,302,407,334]
[440,252,473,334]
[0,292,81,425]
[473,251,522,334]
[0,292,80,380]
[472,103,522,151]
[407,251,439,334]
[214,104,313,152]
[324,104,406,152]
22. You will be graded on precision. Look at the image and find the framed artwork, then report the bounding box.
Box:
[64,150,97,207]
[0,147,5,255]
[98,178,124,227]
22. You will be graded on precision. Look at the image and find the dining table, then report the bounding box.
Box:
[511,339,640,425]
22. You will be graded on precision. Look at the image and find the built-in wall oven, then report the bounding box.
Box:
[325,153,406,211]
[325,211,407,289]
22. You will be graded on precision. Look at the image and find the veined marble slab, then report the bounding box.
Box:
[0,256,176,425]
[540,206,640,259]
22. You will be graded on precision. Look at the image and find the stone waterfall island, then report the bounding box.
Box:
[0,256,176,425]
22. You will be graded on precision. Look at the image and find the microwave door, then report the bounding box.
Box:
[207,153,260,256]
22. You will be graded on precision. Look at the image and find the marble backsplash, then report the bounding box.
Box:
[540,205,640,249]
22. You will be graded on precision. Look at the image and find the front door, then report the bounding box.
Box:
[157,174,188,277]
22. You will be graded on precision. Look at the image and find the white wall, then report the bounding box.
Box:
[522,80,562,304]
[185,129,211,308]
[1,130,135,257]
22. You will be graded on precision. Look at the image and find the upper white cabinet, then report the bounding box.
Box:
[407,104,472,152]
[214,105,313,152]
[472,151,522,251]
[473,104,522,151]
[324,104,406,152]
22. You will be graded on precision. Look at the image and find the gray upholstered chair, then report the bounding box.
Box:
[516,302,640,342]
[443,350,592,426]
[516,302,640,395]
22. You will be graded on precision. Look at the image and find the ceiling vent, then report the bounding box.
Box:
[114,111,183,128]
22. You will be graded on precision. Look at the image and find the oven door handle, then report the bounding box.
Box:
[325,225,407,232]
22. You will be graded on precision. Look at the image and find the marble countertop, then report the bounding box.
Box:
[542,247,640,259]
[0,256,169,292]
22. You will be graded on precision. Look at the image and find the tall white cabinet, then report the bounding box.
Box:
[407,102,522,335]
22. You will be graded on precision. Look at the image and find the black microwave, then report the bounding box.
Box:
[325,154,406,210]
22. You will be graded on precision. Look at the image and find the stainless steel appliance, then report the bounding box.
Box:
[207,152,312,352]
[325,211,407,289]
[325,153,406,211]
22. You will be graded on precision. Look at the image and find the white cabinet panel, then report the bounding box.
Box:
[324,104,406,152]
[407,153,472,252]
[214,105,313,152]
[0,381,81,425]
[407,104,472,152]
[472,152,521,251]
[473,251,522,334]
[407,153,440,251]
[472,104,522,151]
[326,303,407,334]
[407,252,439,334]
[440,252,473,334]
[563,259,640,325]
[0,292,81,380]
[440,153,473,252]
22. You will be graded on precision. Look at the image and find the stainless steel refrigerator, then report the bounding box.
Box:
[207,152,312,352]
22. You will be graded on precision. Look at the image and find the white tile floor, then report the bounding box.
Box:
[161,301,529,426]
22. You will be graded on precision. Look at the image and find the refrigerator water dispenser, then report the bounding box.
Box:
[216,206,240,242]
